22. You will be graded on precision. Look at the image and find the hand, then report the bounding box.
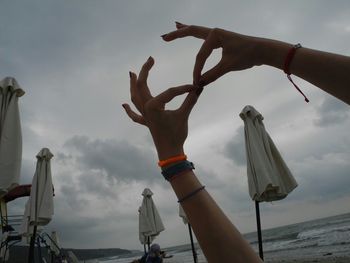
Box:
[162,22,262,86]
[122,56,200,160]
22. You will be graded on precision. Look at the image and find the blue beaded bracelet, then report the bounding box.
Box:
[161,160,195,181]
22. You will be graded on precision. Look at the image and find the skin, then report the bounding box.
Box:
[124,22,350,263]
[162,22,350,105]
[123,57,263,263]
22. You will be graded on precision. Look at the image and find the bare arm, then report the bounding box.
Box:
[258,38,350,104]
[169,170,261,262]
[122,57,262,263]
[162,22,350,105]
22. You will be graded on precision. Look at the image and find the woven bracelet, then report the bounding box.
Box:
[178,186,205,203]
[161,160,194,181]
[283,43,309,103]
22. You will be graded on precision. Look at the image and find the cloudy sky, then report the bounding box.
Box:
[1,0,350,250]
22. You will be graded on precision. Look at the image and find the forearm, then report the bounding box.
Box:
[169,170,262,263]
[257,38,350,104]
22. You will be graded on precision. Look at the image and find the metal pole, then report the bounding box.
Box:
[147,236,150,251]
[188,224,198,263]
[28,225,38,263]
[37,236,43,263]
[255,201,264,260]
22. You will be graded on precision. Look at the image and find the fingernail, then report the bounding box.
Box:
[122,104,126,109]
[129,71,132,78]
[161,34,167,38]
[175,21,183,26]
[195,87,203,96]
[148,56,153,61]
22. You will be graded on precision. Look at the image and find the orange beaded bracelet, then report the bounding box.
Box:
[158,154,187,167]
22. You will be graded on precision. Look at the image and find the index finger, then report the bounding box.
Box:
[162,25,211,42]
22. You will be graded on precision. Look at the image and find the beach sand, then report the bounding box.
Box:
[266,256,350,263]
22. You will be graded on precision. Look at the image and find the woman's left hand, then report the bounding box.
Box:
[122,56,201,160]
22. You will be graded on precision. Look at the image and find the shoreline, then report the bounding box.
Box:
[266,256,350,263]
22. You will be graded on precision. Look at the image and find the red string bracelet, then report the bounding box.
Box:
[283,43,310,103]
[158,154,187,167]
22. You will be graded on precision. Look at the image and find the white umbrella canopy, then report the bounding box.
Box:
[138,206,155,245]
[240,105,298,260]
[51,231,60,256]
[179,204,188,225]
[0,77,25,197]
[21,148,54,237]
[138,188,164,245]
[240,105,298,202]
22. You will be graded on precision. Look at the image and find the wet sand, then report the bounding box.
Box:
[266,256,350,263]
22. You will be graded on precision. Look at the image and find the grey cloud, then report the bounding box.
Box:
[314,96,350,127]
[20,158,36,184]
[62,135,158,182]
[289,156,350,202]
[60,183,89,212]
[223,126,246,166]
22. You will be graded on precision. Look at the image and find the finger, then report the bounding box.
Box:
[178,90,199,118]
[129,71,144,114]
[193,31,221,84]
[137,56,154,99]
[154,85,196,105]
[199,59,228,86]
[161,25,211,42]
[175,21,187,29]
[122,104,146,126]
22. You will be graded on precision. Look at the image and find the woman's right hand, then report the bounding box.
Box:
[162,22,264,87]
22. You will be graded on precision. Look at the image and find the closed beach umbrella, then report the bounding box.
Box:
[139,188,164,251]
[138,206,154,250]
[50,231,60,256]
[23,148,54,263]
[179,205,197,263]
[0,77,25,197]
[239,105,297,259]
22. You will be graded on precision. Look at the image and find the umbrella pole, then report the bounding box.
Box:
[28,225,38,263]
[188,224,197,263]
[37,236,43,263]
[143,244,146,254]
[147,236,150,251]
[255,201,264,260]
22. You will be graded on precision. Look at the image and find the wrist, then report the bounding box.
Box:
[156,147,185,161]
[254,37,293,70]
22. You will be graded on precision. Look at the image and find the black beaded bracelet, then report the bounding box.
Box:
[177,186,205,203]
[161,160,195,181]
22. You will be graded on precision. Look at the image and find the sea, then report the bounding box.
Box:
[97,212,350,263]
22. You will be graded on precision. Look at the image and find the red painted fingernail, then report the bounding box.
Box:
[129,71,132,78]
[122,104,126,109]
[175,21,183,26]
[161,34,167,38]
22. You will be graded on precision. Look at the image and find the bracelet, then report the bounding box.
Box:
[283,43,309,103]
[158,154,187,167]
[178,186,205,203]
[161,160,194,181]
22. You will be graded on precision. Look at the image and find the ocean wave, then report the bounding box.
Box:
[297,225,350,240]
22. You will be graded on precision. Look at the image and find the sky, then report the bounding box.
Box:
[1,0,350,250]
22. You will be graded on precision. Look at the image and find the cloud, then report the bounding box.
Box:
[2,0,350,251]
[61,135,158,182]
[223,126,246,166]
[313,96,350,127]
